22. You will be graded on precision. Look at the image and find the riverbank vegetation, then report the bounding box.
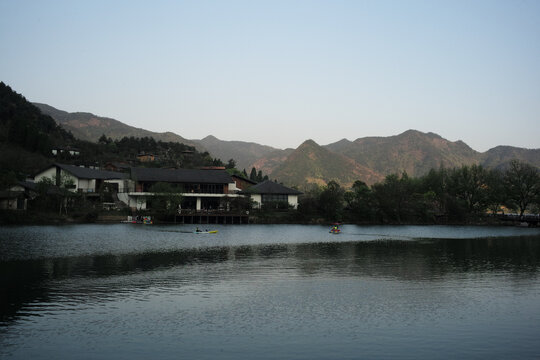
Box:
[294,160,540,224]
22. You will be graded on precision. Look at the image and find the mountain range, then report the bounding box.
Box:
[35,103,540,189]
[33,103,202,150]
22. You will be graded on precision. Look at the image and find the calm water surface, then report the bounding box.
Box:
[1,224,540,359]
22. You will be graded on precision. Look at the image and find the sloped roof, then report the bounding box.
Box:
[242,180,302,195]
[131,167,233,184]
[56,163,128,180]
[18,180,66,195]
[17,181,37,192]
[2,181,64,196]
[231,175,257,185]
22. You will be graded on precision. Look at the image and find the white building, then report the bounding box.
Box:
[242,180,302,209]
[34,163,130,193]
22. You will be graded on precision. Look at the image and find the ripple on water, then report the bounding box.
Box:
[1,225,540,359]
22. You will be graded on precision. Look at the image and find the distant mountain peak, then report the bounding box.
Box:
[300,139,319,147]
[334,138,352,145]
[202,135,219,141]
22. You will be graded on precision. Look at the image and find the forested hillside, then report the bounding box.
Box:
[34,102,201,150]
[0,83,75,155]
[269,140,383,187]
[0,83,221,183]
[195,135,279,171]
[326,130,479,176]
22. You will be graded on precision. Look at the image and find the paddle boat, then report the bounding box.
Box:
[122,215,153,224]
[329,223,341,234]
[194,228,218,234]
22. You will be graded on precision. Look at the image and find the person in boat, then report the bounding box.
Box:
[196,227,202,232]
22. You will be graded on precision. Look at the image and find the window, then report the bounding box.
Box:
[261,194,288,203]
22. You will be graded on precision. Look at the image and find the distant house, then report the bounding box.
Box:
[242,180,302,209]
[104,162,131,173]
[137,153,156,162]
[34,163,129,194]
[51,147,80,157]
[0,182,33,210]
[0,181,65,210]
[128,167,240,211]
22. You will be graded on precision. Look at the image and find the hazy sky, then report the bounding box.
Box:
[1,0,539,151]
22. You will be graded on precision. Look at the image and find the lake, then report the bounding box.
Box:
[1,224,540,359]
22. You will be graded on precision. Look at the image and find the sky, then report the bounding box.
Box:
[1,0,539,151]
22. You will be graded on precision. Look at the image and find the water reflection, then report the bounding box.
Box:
[2,235,539,327]
[2,224,540,359]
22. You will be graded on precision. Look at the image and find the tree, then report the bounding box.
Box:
[504,160,540,216]
[250,167,257,182]
[485,168,506,215]
[372,172,417,223]
[228,195,255,213]
[318,181,344,221]
[447,164,489,217]
[98,134,112,145]
[297,185,322,220]
[226,159,236,169]
[344,180,374,221]
[149,182,183,218]
[421,166,449,216]
[212,158,224,167]
[33,177,75,215]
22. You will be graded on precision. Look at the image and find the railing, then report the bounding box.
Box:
[120,190,241,196]
[499,214,540,221]
[76,188,96,193]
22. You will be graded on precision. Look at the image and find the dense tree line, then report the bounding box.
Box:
[248,167,269,182]
[0,82,75,156]
[96,134,215,168]
[296,160,540,224]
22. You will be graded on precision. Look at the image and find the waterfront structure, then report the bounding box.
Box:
[34,163,129,194]
[30,163,300,213]
[127,167,241,211]
[242,180,302,209]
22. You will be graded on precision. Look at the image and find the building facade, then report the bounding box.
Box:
[242,180,302,209]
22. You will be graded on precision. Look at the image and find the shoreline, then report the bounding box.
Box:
[0,210,535,228]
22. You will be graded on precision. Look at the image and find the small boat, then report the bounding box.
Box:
[329,223,341,234]
[194,230,218,234]
[122,215,152,224]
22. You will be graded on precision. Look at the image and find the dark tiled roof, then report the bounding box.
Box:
[106,162,131,169]
[56,163,128,180]
[231,175,257,185]
[131,167,233,184]
[242,180,302,195]
[17,181,37,191]
[5,181,64,195]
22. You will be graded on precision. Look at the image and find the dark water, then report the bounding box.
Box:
[1,224,540,359]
